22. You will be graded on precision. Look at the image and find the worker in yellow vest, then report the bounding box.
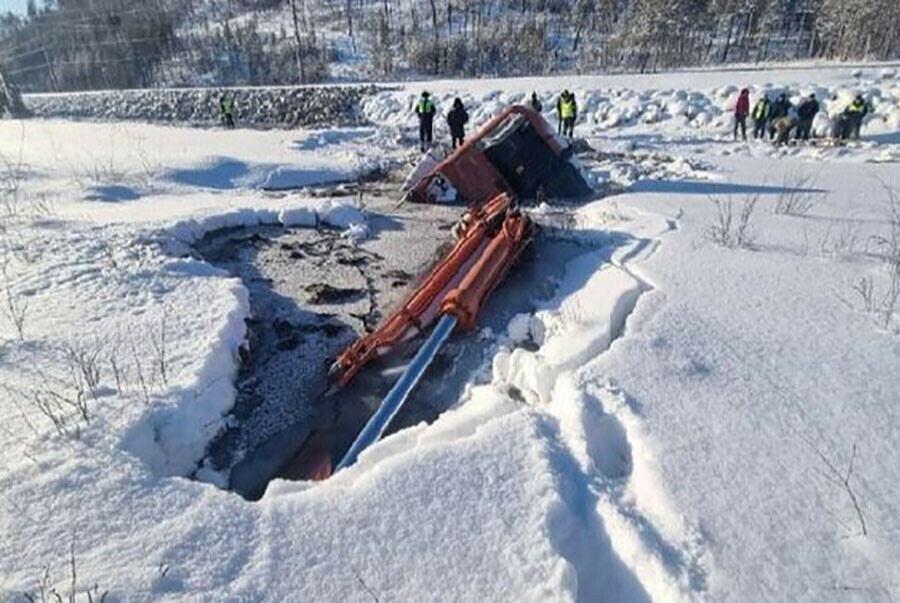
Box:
[559,92,577,138]
[415,91,437,152]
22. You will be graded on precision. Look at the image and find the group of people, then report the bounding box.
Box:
[219,86,871,152]
[734,88,869,145]
[220,88,579,151]
[412,89,578,152]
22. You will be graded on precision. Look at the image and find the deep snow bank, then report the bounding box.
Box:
[24,84,383,128]
[362,78,900,140]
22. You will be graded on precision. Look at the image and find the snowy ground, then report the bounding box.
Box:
[2,65,900,602]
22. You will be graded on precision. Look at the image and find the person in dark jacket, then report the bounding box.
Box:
[447,97,469,149]
[843,94,869,140]
[768,93,791,140]
[734,88,750,141]
[751,95,771,139]
[528,92,543,113]
[415,91,437,152]
[795,94,819,141]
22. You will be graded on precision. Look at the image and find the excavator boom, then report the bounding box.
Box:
[329,192,526,387]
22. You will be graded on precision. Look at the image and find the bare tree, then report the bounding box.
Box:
[289,0,306,83]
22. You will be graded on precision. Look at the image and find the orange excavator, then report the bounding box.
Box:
[328,191,531,388]
[329,104,590,470]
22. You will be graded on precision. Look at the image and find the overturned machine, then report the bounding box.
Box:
[328,105,591,472]
[406,104,592,206]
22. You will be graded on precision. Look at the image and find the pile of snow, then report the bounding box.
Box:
[495,256,644,405]
[583,150,715,190]
[362,77,900,143]
[157,197,369,253]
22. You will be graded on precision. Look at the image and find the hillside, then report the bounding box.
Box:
[0,0,899,92]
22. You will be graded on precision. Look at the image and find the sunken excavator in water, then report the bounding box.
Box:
[325,104,592,474]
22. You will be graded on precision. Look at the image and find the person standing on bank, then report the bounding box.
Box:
[220,93,235,129]
[556,89,571,135]
[415,91,436,152]
[795,93,820,141]
[734,88,750,141]
[560,92,577,138]
[751,94,771,139]
[447,97,469,149]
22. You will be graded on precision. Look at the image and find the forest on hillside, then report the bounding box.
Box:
[1,0,899,92]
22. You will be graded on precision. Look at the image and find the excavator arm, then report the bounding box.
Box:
[329,192,532,388]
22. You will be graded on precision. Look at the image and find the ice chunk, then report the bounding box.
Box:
[507,313,533,343]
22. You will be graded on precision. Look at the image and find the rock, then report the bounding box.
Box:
[23,84,381,129]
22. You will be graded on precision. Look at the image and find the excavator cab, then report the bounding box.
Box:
[407,105,592,206]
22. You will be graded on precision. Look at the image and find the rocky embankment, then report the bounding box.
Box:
[23,84,386,128]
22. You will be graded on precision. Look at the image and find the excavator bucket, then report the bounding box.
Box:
[407,105,592,206]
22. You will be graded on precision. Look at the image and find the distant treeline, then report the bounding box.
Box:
[1,0,898,92]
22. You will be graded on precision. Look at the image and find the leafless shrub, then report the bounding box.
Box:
[0,253,27,339]
[0,383,40,437]
[353,569,380,603]
[23,541,109,603]
[95,239,119,272]
[149,307,170,389]
[62,340,105,405]
[855,183,900,329]
[800,435,867,538]
[775,172,820,216]
[134,137,161,186]
[706,194,759,249]
[29,193,56,222]
[848,269,899,330]
[6,339,110,439]
[0,124,26,220]
[104,321,169,406]
[29,387,83,439]
[129,337,152,406]
[819,219,862,256]
[874,184,900,271]
[706,197,734,247]
[852,276,876,312]
[108,346,127,395]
